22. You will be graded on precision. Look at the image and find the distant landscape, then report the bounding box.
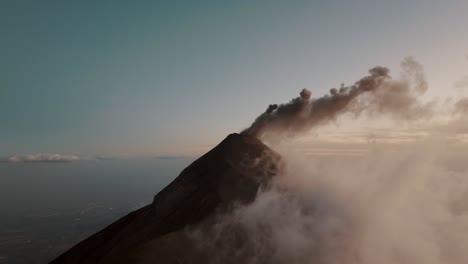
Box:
[0,158,193,263]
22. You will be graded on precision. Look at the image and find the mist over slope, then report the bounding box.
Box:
[192,141,468,264]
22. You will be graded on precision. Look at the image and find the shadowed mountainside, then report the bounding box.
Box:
[51,133,281,264]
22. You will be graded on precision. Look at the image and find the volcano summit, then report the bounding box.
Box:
[51,133,282,264]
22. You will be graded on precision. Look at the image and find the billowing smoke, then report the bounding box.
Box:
[243,57,433,139]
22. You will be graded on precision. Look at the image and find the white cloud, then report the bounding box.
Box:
[7,153,80,163]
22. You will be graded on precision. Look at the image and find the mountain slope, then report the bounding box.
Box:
[51,133,281,264]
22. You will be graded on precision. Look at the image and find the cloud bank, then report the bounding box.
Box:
[190,125,468,264]
[7,153,81,163]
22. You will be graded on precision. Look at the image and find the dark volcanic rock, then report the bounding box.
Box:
[51,133,281,264]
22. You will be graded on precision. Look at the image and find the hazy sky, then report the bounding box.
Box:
[2,0,468,156]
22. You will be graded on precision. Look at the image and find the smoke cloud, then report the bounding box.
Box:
[242,57,433,139]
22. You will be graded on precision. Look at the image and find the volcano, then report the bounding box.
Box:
[51,133,282,264]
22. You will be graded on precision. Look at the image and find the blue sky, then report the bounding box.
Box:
[2,0,468,156]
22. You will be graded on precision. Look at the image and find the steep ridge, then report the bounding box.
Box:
[51,133,281,263]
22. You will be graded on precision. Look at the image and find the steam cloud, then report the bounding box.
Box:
[190,145,468,264]
[243,57,433,139]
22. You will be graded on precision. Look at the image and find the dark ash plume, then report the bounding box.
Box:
[242,66,390,138]
[242,57,432,139]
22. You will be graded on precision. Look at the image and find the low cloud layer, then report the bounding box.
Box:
[189,140,468,264]
[6,153,81,163]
